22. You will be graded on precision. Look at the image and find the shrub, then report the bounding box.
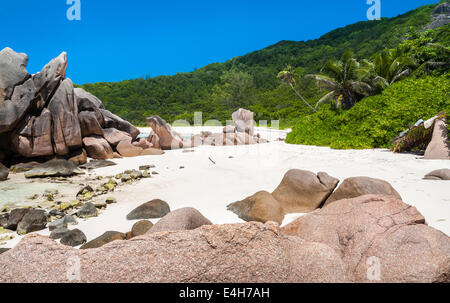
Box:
[286,75,450,149]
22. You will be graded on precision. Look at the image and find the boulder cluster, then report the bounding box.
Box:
[227,169,402,224]
[146,108,268,150]
[0,195,448,282]
[0,47,162,167]
[0,164,154,242]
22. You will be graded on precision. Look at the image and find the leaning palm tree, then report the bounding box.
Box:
[308,51,373,110]
[277,65,317,113]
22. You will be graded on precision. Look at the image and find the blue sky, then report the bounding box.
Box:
[1,0,439,84]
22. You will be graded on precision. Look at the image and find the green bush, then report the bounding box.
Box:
[286,75,450,149]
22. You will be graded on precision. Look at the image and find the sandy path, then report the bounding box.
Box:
[2,127,449,248]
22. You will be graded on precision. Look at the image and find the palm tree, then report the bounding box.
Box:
[411,43,450,76]
[277,65,317,113]
[308,51,372,110]
[362,48,416,94]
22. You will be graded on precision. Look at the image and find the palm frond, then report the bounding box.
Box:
[390,69,410,84]
[315,91,337,109]
[306,74,338,91]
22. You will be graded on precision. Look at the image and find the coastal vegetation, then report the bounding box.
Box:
[82,3,440,127]
[81,2,449,149]
[286,75,450,149]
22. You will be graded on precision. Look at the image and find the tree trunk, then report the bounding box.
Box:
[290,83,317,113]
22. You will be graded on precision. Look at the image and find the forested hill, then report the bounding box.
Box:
[81,2,439,126]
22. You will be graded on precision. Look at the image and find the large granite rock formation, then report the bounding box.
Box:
[282,195,450,283]
[146,115,184,150]
[424,118,450,160]
[0,222,348,282]
[0,47,29,105]
[0,47,147,164]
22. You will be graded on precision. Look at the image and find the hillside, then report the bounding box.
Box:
[285,75,450,149]
[82,2,439,126]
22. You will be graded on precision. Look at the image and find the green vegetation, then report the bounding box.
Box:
[286,75,450,149]
[286,22,449,149]
[82,3,438,126]
[307,51,373,110]
[82,1,449,151]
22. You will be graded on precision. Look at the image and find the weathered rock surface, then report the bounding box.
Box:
[49,227,70,240]
[76,202,98,218]
[147,115,183,150]
[0,214,9,228]
[232,108,255,135]
[33,52,67,110]
[101,109,139,140]
[103,128,131,146]
[67,149,87,165]
[0,78,35,133]
[24,159,82,178]
[282,195,450,283]
[147,131,161,149]
[78,111,104,137]
[9,161,39,173]
[60,229,87,247]
[82,136,113,160]
[425,2,450,30]
[0,47,29,105]
[424,168,450,180]
[74,87,104,111]
[324,176,402,207]
[79,159,116,169]
[130,220,153,238]
[117,139,143,157]
[0,162,8,181]
[272,170,339,213]
[11,109,54,158]
[148,207,212,234]
[0,222,348,282]
[227,191,284,224]
[47,78,82,155]
[5,208,30,230]
[0,48,140,164]
[126,199,170,220]
[133,138,152,150]
[424,118,450,160]
[48,218,67,231]
[80,231,126,249]
[16,209,49,235]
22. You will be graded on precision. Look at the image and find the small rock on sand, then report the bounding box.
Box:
[126,199,170,220]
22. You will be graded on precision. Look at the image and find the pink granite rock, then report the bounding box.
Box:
[0,222,347,283]
[282,195,450,283]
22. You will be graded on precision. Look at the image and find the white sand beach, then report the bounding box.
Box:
[2,127,449,249]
